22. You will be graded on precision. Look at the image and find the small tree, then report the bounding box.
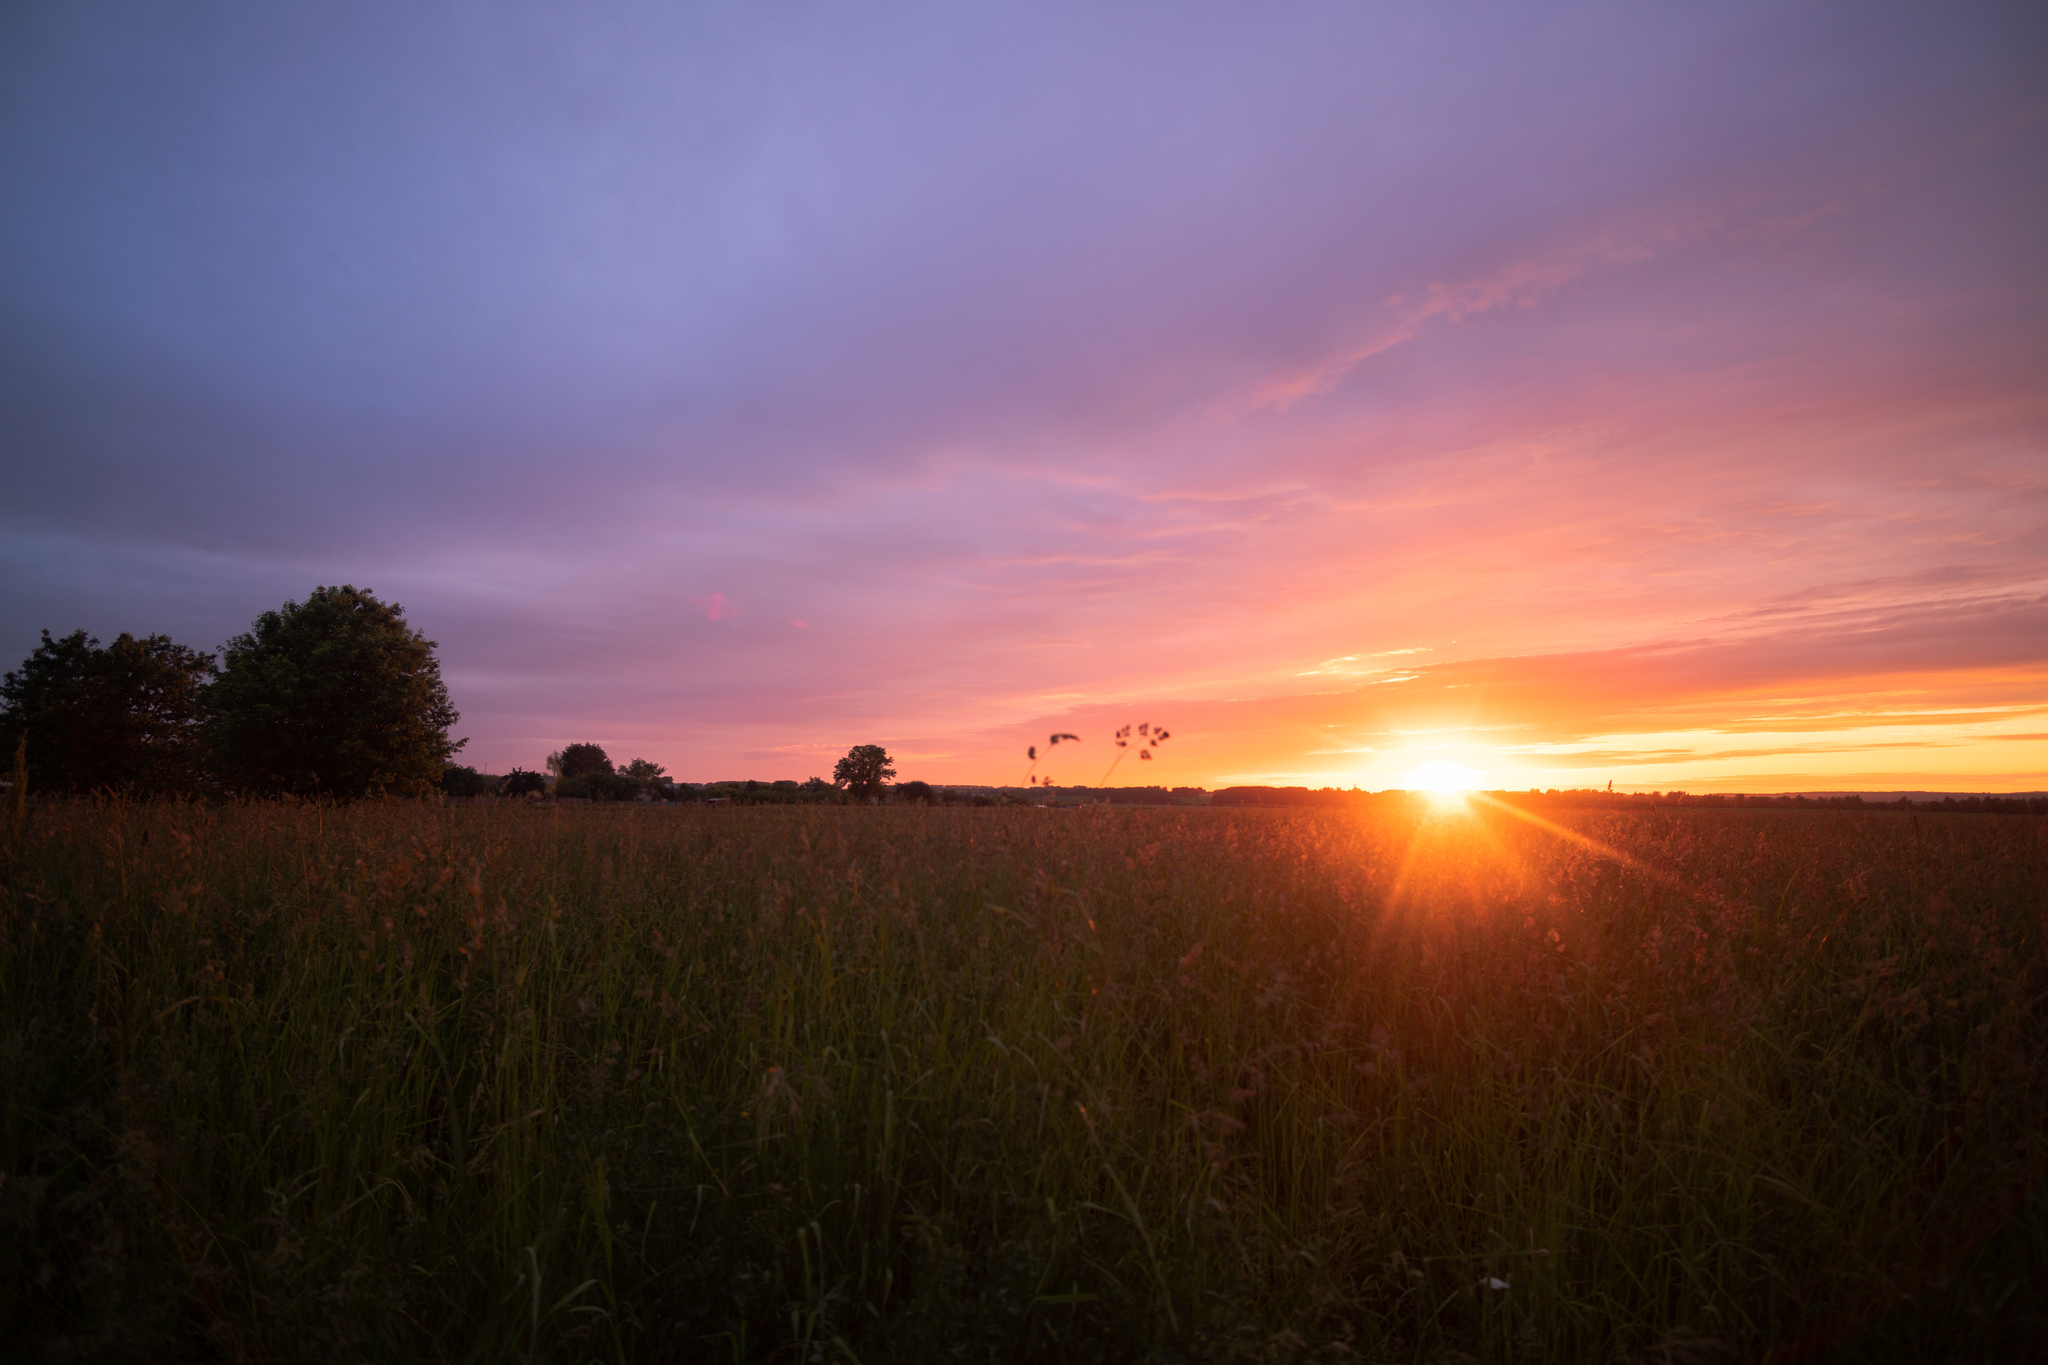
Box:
[896,779,934,805]
[0,629,215,795]
[204,586,462,798]
[548,745,625,799]
[832,744,895,801]
[623,758,666,781]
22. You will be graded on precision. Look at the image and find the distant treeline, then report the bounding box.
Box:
[995,785,1209,806]
[447,772,2048,815]
[1204,786,2048,815]
[449,773,1025,807]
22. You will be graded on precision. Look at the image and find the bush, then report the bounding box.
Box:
[439,764,493,797]
[554,770,641,802]
[499,768,548,797]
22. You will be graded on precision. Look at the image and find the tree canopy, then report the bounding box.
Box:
[832,744,895,800]
[0,629,215,795]
[550,743,613,779]
[203,586,462,798]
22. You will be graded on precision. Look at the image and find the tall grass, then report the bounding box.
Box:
[3,799,2043,1361]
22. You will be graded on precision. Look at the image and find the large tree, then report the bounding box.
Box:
[0,629,215,795]
[832,744,895,801]
[204,586,462,797]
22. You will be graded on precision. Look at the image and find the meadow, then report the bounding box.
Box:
[3,799,2042,1362]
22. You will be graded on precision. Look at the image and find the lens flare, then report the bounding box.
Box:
[1404,759,1478,794]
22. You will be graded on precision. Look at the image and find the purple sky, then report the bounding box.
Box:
[4,2,2044,789]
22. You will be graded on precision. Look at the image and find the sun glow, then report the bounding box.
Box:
[1404,759,1479,795]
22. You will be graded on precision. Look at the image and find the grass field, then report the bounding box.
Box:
[4,799,2043,1362]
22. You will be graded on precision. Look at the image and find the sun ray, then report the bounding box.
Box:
[1466,792,1739,914]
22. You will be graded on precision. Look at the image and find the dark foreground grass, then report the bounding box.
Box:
[3,799,2043,1362]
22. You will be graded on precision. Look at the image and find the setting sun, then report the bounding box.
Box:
[1404,759,1479,794]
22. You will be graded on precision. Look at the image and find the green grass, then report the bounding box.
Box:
[3,799,2043,1361]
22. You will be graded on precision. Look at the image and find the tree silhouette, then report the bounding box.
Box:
[833,744,895,800]
[551,743,613,779]
[0,628,215,795]
[204,586,462,798]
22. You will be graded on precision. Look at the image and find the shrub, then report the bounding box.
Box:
[499,768,548,797]
[439,764,493,797]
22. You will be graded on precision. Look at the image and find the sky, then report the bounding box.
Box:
[3,1,2044,792]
